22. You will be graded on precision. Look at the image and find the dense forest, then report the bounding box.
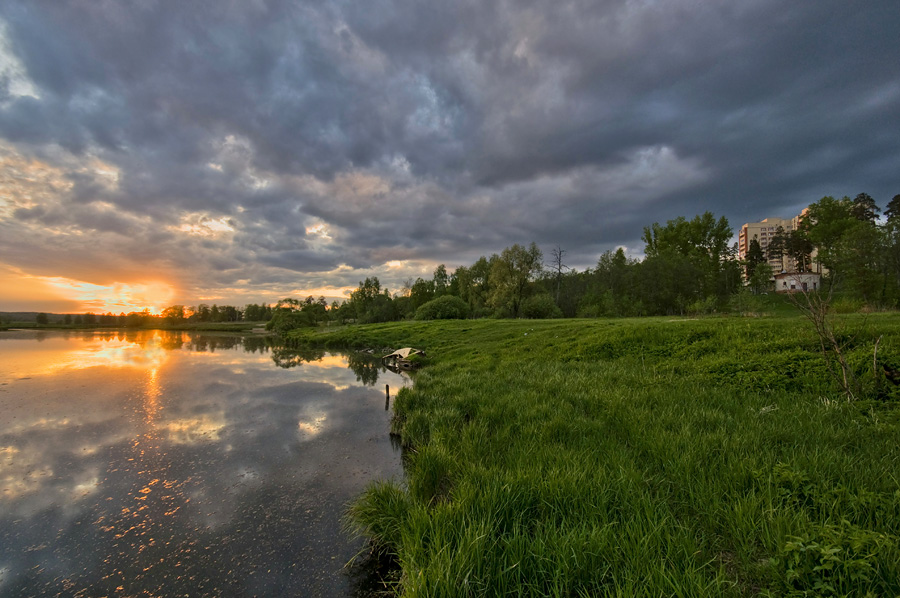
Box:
[9,192,898,331]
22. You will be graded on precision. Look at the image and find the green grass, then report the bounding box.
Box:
[289,315,900,597]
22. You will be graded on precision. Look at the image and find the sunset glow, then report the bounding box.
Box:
[2,331,173,380]
[42,277,176,314]
[0,3,897,315]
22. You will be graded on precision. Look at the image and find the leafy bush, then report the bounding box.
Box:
[767,522,896,597]
[265,310,314,334]
[415,295,470,320]
[687,296,718,315]
[520,293,563,319]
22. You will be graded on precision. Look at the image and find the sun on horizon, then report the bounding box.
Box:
[43,277,176,315]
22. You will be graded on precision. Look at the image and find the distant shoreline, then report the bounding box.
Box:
[0,321,271,333]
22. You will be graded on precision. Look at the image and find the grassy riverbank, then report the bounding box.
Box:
[289,315,900,597]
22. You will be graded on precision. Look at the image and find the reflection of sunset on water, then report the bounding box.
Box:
[0,330,407,595]
[0,330,175,380]
[144,367,162,421]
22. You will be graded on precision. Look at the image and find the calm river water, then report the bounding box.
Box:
[0,330,407,597]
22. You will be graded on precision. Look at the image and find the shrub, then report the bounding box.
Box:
[767,521,896,597]
[687,296,718,315]
[415,295,470,320]
[520,294,563,319]
[265,310,314,334]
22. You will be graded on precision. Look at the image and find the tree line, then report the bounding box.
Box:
[31,303,280,328]
[27,192,899,329]
[325,192,899,325]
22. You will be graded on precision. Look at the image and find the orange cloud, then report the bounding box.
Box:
[42,278,176,314]
[0,264,175,314]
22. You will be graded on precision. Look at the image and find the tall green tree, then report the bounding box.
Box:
[749,262,774,294]
[243,303,272,321]
[803,194,891,304]
[588,248,638,316]
[833,220,886,303]
[884,194,900,302]
[884,194,900,223]
[801,196,855,274]
[634,252,704,315]
[768,227,814,272]
[409,278,435,310]
[432,264,450,297]
[787,230,815,273]
[349,277,397,323]
[162,305,186,323]
[851,192,879,223]
[456,255,495,316]
[744,237,766,277]
[642,211,733,302]
[488,243,543,318]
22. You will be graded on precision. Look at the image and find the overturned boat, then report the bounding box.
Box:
[381,347,425,371]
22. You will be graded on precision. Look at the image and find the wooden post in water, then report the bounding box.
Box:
[385,384,390,411]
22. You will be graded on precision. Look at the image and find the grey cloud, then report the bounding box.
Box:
[258,250,345,273]
[0,0,898,303]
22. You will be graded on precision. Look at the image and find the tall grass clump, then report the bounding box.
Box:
[292,315,900,596]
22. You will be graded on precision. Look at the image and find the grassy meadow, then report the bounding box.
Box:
[288,313,900,597]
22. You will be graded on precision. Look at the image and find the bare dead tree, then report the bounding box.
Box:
[549,245,569,305]
[786,275,861,400]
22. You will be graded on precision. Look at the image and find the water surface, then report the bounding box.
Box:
[0,330,406,597]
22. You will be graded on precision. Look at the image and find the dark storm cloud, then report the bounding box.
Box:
[0,0,898,301]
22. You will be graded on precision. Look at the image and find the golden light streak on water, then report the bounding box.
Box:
[144,366,161,423]
[3,330,172,379]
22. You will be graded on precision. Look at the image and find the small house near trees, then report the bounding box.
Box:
[774,272,821,293]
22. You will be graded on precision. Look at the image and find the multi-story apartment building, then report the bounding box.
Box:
[737,216,796,272]
[738,209,822,277]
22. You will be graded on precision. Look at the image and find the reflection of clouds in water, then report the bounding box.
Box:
[63,339,168,371]
[5,416,68,434]
[235,466,259,482]
[303,355,352,369]
[297,413,328,439]
[0,445,53,500]
[44,336,167,376]
[70,472,101,500]
[159,413,226,444]
[0,334,169,391]
[0,331,407,595]
[183,352,273,366]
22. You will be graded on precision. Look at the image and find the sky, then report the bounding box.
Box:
[1,1,898,313]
